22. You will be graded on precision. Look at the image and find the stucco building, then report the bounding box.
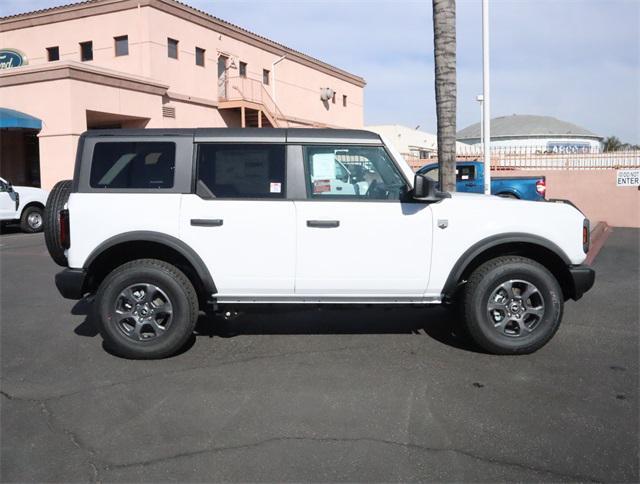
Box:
[0,0,365,189]
[457,114,603,153]
[367,124,469,160]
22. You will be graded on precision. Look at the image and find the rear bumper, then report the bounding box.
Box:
[55,268,87,300]
[568,265,595,300]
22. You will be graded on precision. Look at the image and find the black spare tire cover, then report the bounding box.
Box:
[44,180,72,267]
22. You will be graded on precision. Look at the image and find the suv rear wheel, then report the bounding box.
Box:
[94,259,199,359]
[463,256,563,354]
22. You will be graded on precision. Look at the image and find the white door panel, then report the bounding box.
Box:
[0,191,15,219]
[180,195,296,295]
[294,201,433,295]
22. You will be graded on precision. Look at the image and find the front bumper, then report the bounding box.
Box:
[568,265,595,300]
[55,268,87,300]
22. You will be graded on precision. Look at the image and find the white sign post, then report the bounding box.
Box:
[616,169,640,187]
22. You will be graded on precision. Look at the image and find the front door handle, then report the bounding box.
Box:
[307,220,340,228]
[191,218,223,227]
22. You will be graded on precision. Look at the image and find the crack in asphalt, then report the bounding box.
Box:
[1,390,102,482]
[103,435,599,482]
[39,400,102,483]
[0,343,376,403]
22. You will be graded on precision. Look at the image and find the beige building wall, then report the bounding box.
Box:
[0,0,365,188]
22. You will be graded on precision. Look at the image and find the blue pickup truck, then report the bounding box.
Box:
[417,160,546,200]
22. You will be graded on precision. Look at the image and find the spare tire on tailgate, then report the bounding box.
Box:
[44,180,72,266]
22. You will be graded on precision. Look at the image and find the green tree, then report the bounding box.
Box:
[603,136,623,152]
[432,0,457,192]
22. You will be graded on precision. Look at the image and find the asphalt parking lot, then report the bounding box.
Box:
[1,228,638,482]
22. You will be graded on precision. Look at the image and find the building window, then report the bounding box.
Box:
[343,95,347,107]
[419,150,429,159]
[195,47,205,66]
[80,41,93,61]
[239,61,247,78]
[114,35,129,57]
[263,69,270,85]
[167,38,179,59]
[47,46,59,62]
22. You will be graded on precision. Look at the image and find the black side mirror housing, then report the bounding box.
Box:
[413,174,448,201]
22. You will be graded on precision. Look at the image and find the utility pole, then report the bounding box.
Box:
[482,0,491,194]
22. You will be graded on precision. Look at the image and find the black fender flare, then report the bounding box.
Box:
[83,231,217,295]
[441,232,571,298]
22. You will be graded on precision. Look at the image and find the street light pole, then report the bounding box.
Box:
[476,94,484,144]
[482,0,491,195]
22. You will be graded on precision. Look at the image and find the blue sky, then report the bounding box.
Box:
[2,0,639,142]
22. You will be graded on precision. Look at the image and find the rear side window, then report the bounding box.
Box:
[196,144,285,199]
[456,165,475,181]
[90,142,175,189]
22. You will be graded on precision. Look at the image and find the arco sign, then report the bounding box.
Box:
[0,49,28,70]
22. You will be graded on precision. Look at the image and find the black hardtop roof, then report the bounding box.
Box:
[81,128,383,144]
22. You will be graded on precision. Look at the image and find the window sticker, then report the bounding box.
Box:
[311,153,336,180]
[313,179,331,193]
[270,182,282,193]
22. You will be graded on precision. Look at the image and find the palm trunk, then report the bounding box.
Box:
[433,0,457,192]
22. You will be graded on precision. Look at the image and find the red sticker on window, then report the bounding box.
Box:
[313,179,331,193]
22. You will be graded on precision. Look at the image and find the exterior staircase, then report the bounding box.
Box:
[218,76,287,128]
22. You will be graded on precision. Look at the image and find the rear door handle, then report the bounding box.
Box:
[307,220,340,228]
[191,218,223,227]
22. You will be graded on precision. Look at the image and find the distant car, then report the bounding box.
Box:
[417,161,546,201]
[0,177,48,233]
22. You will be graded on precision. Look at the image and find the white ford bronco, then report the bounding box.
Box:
[45,128,595,359]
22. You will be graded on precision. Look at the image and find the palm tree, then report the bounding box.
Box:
[432,0,457,191]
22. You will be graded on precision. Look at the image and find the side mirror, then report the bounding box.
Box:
[413,174,439,201]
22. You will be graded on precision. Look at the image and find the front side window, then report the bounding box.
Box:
[114,35,129,56]
[90,142,175,189]
[167,38,178,59]
[423,166,439,182]
[80,41,93,61]
[303,145,407,200]
[197,144,285,199]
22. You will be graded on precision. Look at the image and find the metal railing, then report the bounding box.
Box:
[403,147,640,171]
[219,76,288,128]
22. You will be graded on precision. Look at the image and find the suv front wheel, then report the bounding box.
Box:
[94,259,199,359]
[463,256,563,354]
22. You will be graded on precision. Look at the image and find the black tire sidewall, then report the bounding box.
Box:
[467,261,563,354]
[95,263,196,359]
[20,206,44,233]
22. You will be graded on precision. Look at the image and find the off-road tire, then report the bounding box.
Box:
[94,259,199,359]
[44,180,72,266]
[463,256,563,354]
[20,205,44,233]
